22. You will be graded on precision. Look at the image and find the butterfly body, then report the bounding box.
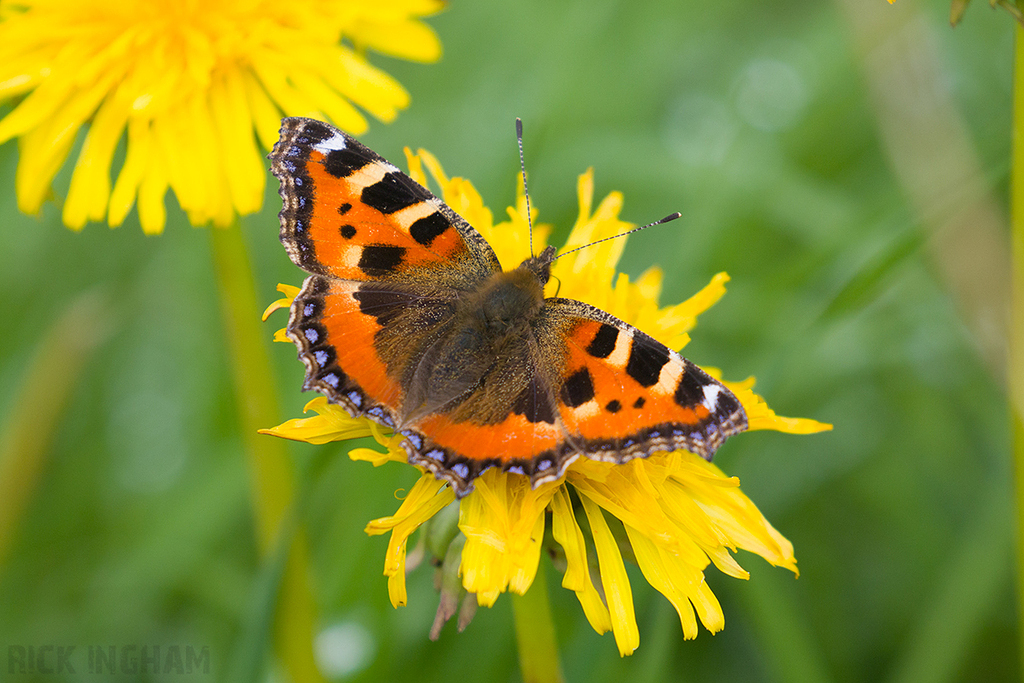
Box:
[399,256,549,426]
[271,118,747,496]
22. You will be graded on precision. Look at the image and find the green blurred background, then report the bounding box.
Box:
[0,0,1017,681]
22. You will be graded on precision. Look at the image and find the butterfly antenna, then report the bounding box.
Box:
[551,212,683,262]
[516,118,535,258]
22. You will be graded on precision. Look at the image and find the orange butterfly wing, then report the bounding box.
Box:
[541,299,747,467]
[272,117,499,283]
[270,118,498,430]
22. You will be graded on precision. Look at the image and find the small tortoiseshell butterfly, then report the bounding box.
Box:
[270,118,747,497]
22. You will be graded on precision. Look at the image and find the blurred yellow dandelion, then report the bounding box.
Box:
[264,147,831,655]
[0,0,442,233]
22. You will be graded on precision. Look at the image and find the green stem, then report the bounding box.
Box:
[510,565,564,683]
[1010,24,1024,683]
[209,222,324,683]
[0,291,109,568]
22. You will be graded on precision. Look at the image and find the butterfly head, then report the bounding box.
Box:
[518,244,556,286]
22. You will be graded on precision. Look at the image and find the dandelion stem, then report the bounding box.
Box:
[511,565,564,683]
[0,291,109,568]
[1010,23,1024,682]
[209,222,324,683]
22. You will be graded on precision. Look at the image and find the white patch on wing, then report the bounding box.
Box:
[702,383,723,410]
[312,132,347,154]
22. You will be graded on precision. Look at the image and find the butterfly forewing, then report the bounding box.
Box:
[270,117,500,285]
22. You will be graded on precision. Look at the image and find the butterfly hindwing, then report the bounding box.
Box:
[286,277,443,423]
[402,332,569,492]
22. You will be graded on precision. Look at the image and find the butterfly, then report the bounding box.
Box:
[269,118,747,497]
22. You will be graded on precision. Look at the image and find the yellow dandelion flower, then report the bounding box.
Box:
[0,0,442,234]
[265,147,831,655]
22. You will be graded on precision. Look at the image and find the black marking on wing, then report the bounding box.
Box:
[324,148,366,178]
[409,212,451,247]
[361,172,432,214]
[674,367,705,407]
[358,245,406,275]
[352,288,422,327]
[586,323,619,359]
[625,338,670,387]
[560,368,595,407]
[713,389,743,420]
